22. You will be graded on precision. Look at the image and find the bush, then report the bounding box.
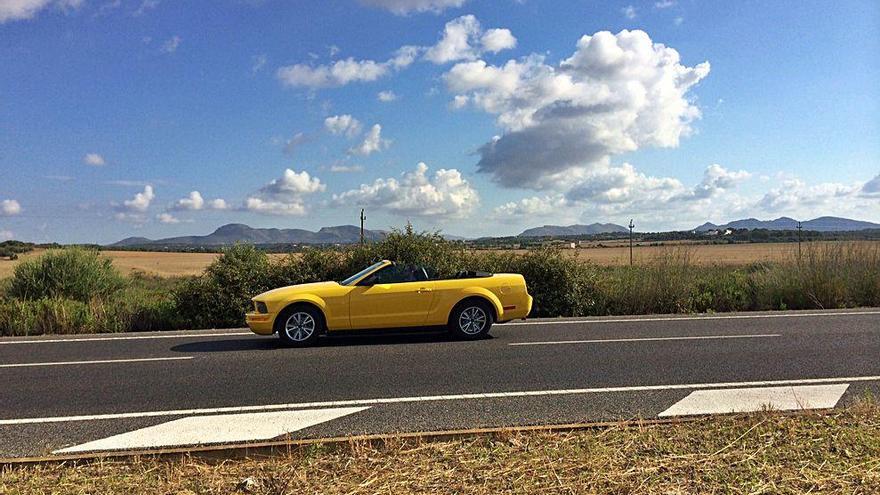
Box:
[7,248,124,302]
[173,244,272,328]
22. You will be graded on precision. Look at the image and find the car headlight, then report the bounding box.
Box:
[254,301,268,314]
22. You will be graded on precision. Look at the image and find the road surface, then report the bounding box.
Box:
[1,308,878,459]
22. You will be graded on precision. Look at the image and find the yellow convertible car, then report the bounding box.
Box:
[246,260,533,346]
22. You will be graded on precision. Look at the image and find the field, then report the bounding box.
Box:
[3,402,877,494]
[0,242,844,279]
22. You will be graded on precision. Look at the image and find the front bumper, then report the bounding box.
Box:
[245,312,275,335]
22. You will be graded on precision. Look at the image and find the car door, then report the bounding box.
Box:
[349,264,435,329]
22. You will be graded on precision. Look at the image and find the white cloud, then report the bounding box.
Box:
[655,0,675,8]
[444,29,710,189]
[329,163,365,173]
[244,197,308,216]
[161,35,181,53]
[493,195,567,219]
[757,179,863,214]
[357,0,467,15]
[692,164,752,199]
[0,0,82,23]
[133,0,159,16]
[277,46,418,89]
[424,15,516,64]
[622,5,636,19]
[208,198,228,210]
[862,173,880,196]
[156,212,180,224]
[172,191,228,211]
[348,124,390,156]
[251,54,268,73]
[332,162,478,218]
[324,114,362,137]
[244,169,325,216]
[480,28,517,53]
[123,185,155,212]
[83,153,106,166]
[175,191,204,210]
[1,199,22,216]
[278,58,387,88]
[377,90,398,102]
[276,15,511,89]
[283,132,309,154]
[0,230,13,241]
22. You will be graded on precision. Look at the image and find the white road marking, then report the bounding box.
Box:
[0,356,193,369]
[3,375,877,425]
[658,384,849,417]
[53,407,369,454]
[507,310,880,326]
[509,333,780,346]
[0,332,252,345]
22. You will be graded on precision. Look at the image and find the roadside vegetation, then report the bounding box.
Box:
[3,401,878,494]
[1,227,879,335]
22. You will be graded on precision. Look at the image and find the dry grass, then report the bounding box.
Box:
[0,242,877,279]
[512,242,805,266]
[0,251,295,279]
[3,403,878,494]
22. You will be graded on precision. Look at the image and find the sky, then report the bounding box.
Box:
[1,0,879,244]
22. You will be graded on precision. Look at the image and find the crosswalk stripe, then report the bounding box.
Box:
[658,384,849,417]
[53,407,369,454]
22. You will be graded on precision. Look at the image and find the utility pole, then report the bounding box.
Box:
[796,220,802,260]
[628,219,635,267]
[359,209,366,245]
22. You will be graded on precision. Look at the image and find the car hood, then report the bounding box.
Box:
[254,281,340,301]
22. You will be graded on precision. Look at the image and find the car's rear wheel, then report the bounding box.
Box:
[276,305,323,347]
[449,299,493,339]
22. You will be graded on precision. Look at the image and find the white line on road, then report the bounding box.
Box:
[506,310,880,326]
[0,332,253,345]
[2,374,878,425]
[658,384,849,417]
[54,407,369,454]
[509,334,781,346]
[0,356,193,369]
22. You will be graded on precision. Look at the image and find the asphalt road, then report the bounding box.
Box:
[1,308,879,459]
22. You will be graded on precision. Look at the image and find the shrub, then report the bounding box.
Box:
[7,248,124,302]
[173,244,272,328]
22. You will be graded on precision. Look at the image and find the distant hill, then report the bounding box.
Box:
[519,223,629,237]
[694,216,880,232]
[109,223,385,247]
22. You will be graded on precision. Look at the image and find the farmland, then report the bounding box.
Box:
[0,241,852,279]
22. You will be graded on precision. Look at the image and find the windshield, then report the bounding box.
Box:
[339,261,386,286]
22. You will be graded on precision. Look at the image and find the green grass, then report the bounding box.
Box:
[2,401,877,494]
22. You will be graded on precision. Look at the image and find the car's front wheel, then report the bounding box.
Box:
[276,305,323,347]
[449,300,493,339]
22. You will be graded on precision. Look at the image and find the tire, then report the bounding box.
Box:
[276,305,323,347]
[448,299,494,340]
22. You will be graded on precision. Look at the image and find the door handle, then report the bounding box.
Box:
[417,288,433,293]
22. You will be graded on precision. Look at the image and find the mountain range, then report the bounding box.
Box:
[110,224,385,247]
[518,223,630,237]
[693,216,880,232]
